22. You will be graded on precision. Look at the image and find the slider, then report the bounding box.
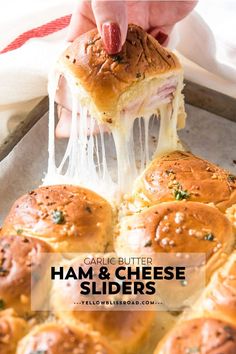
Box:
[2,185,114,253]
[154,317,236,354]
[132,150,236,212]
[17,322,116,354]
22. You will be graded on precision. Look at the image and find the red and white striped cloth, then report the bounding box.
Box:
[0,0,235,141]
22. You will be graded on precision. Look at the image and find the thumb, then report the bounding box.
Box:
[92,0,127,54]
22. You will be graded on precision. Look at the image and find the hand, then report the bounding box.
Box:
[56,0,197,137]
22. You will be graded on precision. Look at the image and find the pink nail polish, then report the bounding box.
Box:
[102,22,122,55]
[155,31,168,45]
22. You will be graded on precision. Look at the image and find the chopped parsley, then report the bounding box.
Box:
[16,229,23,235]
[0,267,8,276]
[173,184,190,201]
[52,210,65,224]
[0,299,5,310]
[228,174,236,183]
[224,325,233,332]
[112,54,123,63]
[204,233,214,241]
[180,280,188,287]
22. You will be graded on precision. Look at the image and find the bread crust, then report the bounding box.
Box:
[2,185,114,253]
[118,201,233,255]
[199,251,236,326]
[17,322,117,354]
[133,151,236,212]
[60,24,182,123]
[117,201,234,279]
[0,235,53,315]
[51,256,156,354]
[0,309,28,354]
[154,318,236,354]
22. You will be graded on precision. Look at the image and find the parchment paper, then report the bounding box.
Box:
[0,104,235,224]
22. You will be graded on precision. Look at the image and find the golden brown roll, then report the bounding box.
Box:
[2,185,114,253]
[193,251,236,326]
[116,201,234,279]
[51,257,157,354]
[132,151,236,212]
[154,318,236,354]
[226,204,236,229]
[0,234,53,315]
[53,310,157,354]
[60,311,157,354]
[59,24,185,126]
[17,322,117,354]
[0,309,28,354]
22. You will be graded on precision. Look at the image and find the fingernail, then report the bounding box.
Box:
[102,22,122,55]
[155,31,168,45]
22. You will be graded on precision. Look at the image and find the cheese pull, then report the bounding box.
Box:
[45,24,186,201]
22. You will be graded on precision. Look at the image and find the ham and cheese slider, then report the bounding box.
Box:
[116,201,235,281]
[154,318,236,354]
[57,23,186,128]
[0,234,53,315]
[191,251,236,326]
[17,322,116,354]
[132,151,236,212]
[1,185,114,254]
[0,309,28,354]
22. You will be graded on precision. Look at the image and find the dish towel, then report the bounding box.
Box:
[0,0,235,141]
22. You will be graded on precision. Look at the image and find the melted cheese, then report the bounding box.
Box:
[155,79,184,156]
[45,70,184,203]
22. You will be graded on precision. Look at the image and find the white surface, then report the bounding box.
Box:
[0,103,235,224]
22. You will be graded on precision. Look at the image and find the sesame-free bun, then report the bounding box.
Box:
[154,318,236,354]
[54,309,156,354]
[194,251,236,326]
[0,235,53,315]
[59,24,184,125]
[2,185,114,253]
[132,151,236,212]
[0,309,28,354]
[117,201,234,278]
[17,322,117,354]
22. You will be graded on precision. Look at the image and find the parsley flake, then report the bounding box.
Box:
[228,174,236,183]
[0,299,5,310]
[204,233,214,241]
[112,54,123,63]
[173,187,190,201]
[52,210,65,224]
